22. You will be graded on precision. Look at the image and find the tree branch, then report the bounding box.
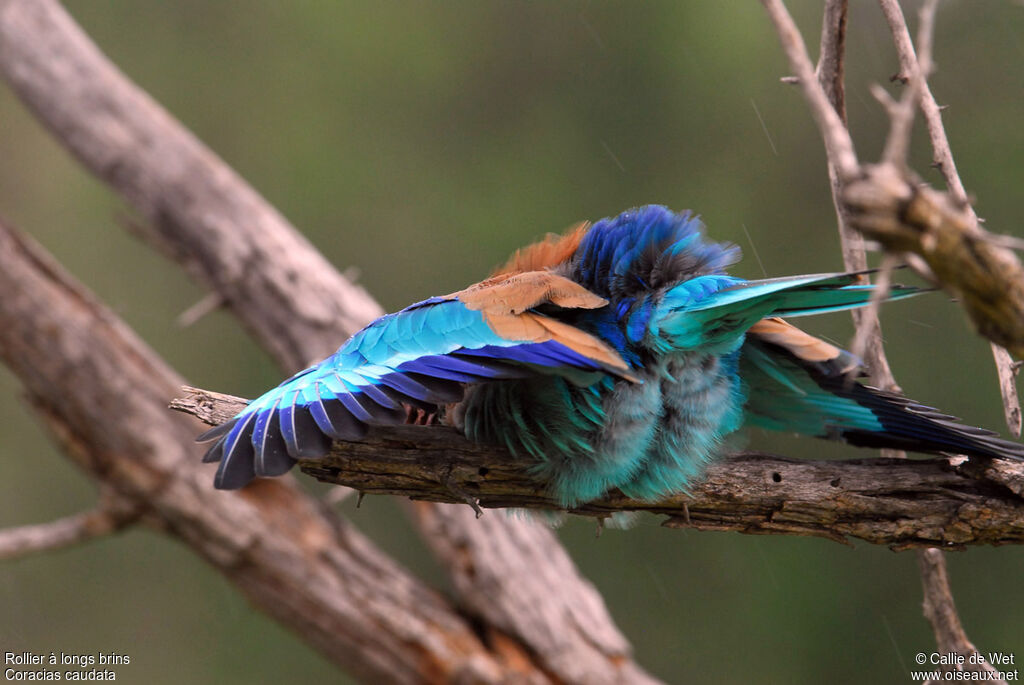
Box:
[409,502,659,685]
[760,0,859,180]
[0,496,139,561]
[876,0,1022,436]
[761,0,1024,360]
[173,386,1024,549]
[768,2,1015,679]
[919,549,1007,682]
[0,0,381,371]
[0,2,653,681]
[991,343,1022,437]
[0,214,565,683]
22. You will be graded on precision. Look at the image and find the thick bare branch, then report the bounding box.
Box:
[0,2,652,681]
[760,0,859,179]
[411,503,662,685]
[0,216,559,684]
[0,0,381,371]
[173,387,1024,549]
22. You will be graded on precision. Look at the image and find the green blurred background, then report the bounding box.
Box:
[1,1,1022,683]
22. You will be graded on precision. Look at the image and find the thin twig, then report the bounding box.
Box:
[0,496,139,561]
[879,0,939,168]
[991,343,1022,437]
[848,253,901,383]
[918,549,1007,682]
[982,233,1024,252]
[177,292,225,328]
[759,0,859,179]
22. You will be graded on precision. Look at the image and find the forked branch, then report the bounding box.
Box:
[762,0,1024,360]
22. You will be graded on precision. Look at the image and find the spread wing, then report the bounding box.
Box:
[198,271,636,489]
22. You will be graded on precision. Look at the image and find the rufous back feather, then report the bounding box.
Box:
[491,222,590,277]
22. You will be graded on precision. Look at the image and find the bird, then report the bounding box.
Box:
[197,205,1024,505]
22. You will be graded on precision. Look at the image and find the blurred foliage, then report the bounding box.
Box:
[0,1,1021,683]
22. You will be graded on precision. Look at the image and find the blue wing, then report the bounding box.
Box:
[199,276,635,489]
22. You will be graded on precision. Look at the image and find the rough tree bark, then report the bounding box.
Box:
[0,217,549,683]
[173,387,1024,549]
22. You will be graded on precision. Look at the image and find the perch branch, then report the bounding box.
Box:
[174,386,1024,550]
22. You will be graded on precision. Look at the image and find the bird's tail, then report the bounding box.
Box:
[740,318,1024,461]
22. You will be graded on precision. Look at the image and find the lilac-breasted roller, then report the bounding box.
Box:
[198,205,1024,505]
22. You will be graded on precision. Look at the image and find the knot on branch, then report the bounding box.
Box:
[843,163,1024,359]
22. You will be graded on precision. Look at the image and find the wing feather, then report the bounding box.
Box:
[199,270,635,489]
[741,320,1024,460]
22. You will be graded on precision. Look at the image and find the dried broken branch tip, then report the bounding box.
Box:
[177,292,225,328]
